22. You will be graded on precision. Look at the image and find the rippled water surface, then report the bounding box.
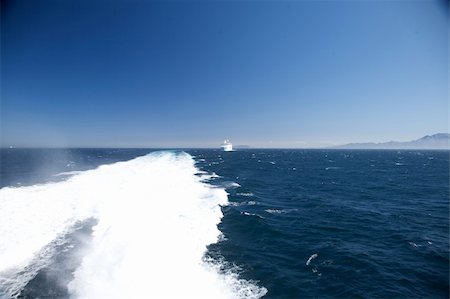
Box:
[0,148,448,298]
[194,149,449,298]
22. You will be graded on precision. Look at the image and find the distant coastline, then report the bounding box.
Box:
[332,133,450,150]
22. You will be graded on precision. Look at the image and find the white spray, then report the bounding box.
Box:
[0,152,267,299]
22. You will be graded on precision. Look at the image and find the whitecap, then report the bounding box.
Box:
[198,172,221,181]
[265,209,283,214]
[223,182,241,188]
[242,212,264,219]
[236,192,254,197]
[408,242,419,248]
[265,208,297,214]
[325,167,340,170]
[53,171,84,177]
[306,253,318,266]
[228,201,258,207]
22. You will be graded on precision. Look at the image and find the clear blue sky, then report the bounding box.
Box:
[1,0,448,148]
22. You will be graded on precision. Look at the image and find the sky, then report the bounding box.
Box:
[1,0,448,148]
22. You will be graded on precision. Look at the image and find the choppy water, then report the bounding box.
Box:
[0,149,448,298]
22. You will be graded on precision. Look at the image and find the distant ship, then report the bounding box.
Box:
[221,139,233,151]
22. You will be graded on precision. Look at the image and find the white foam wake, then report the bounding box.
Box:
[0,151,267,299]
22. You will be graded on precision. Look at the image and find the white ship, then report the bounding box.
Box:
[221,139,233,151]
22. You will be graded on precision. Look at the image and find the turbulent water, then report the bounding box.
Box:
[0,149,448,298]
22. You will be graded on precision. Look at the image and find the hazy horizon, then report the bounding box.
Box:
[1,0,448,148]
[1,132,448,150]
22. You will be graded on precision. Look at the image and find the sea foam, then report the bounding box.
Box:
[0,152,266,299]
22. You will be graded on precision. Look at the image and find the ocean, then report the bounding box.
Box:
[0,149,448,298]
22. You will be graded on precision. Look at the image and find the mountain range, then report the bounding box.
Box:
[334,133,450,150]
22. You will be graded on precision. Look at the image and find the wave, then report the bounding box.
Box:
[236,192,254,197]
[196,171,221,182]
[222,182,241,189]
[265,208,298,214]
[52,171,84,177]
[0,151,266,299]
[228,201,258,207]
[325,167,341,170]
[305,253,318,266]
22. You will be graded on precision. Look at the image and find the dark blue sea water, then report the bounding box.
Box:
[0,149,448,298]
